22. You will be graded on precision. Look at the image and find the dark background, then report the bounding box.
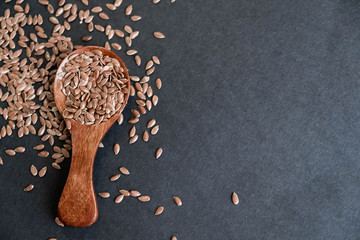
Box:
[1,0,360,239]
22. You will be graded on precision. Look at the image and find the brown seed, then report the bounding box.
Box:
[30,165,38,176]
[151,125,159,135]
[153,0,160,3]
[155,148,163,159]
[99,12,109,20]
[115,194,124,203]
[98,192,110,198]
[0,157,3,165]
[81,0,88,6]
[135,55,141,66]
[119,189,130,196]
[99,142,104,148]
[5,150,15,156]
[156,78,162,89]
[129,135,139,144]
[154,32,165,39]
[82,35,92,41]
[126,49,137,56]
[119,167,130,175]
[110,174,121,182]
[171,236,177,240]
[55,217,64,227]
[106,3,116,10]
[152,95,159,106]
[24,184,34,192]
[114,0,123,7]
[173,196,182,206]
[52,162,61,170]
[114,144,120,155]
[39,166,47,178]
[154,206,164,215]
[143,131,149,142]
[38,151,49,157]
[15,147,26,153]
[33,144,45,150]
[232,192,239,205]
[138,195,150,202]
[125,5,133,15]
[152,56,160,65]
[130,190,141,197]
[147,119,156,128]
[129,126,136,137]
[92,6,102,13]
[130,15,142,21]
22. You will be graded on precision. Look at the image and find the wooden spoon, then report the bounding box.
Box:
[53,46,130,227]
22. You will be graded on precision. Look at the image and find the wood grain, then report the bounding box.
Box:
[54,46,130,227]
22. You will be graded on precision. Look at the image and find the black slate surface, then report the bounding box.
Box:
[1,0,360,239]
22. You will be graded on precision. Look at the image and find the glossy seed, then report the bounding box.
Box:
[147,119,156,128]
[155,148,163,159]
[130,190,141,197]
[232,192,239,205]
[119,167,130,175]
[15,147,25,153]
[110,174,121,182]
[115,194,124,203]
[129,135,138,144]
[39,166,47,177]
[5,150,15,156]
[151,125,159,135]
[55,217,64,227]
[24,184,34,192]
[143,131,149,142]
[155,206,164,215]
[138,195,150,202]
[82,35,92,41]
[119,189,130,196]
[38,151,49,157]
[99,192,110,198]
[173,196,182,206]
[30,165,38,176]
[114,144,120,155]
[129,126,136,137]
[154,32,165,39]
[156,78,162,89]
[125,5,133,15]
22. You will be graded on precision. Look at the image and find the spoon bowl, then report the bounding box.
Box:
[54,46,130,227]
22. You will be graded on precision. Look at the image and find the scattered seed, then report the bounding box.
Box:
[15,147,26,153]
[0,157,3,165]
[153,0,160,3]
[130,190,141,197]
[99,142,104,148]
[125,5,133,15]
[115,194,124,203]
[232,192,239,205]
[152,56,160,65]
[98,192,110,198]
[24,184,34,192]
[129,126,136,137]
[119,189,130,196]
[52,162,61,170]
[38,151,49,157]
[99,12,109,20]
[82,35,92,41]
[147,119,156,128]
[135,55,141,66]
[55,217,64,227]
[130,15,142,21]
[156,78,162,89]
[173,196,182,206]
[138,195,150,202]
[119,167,130,175]
[143,131,149,142]
[91,6,102,13]
[5,150,16,156]
[155,148,163,159]
[154,32,165,39]
[106,3,116,10]
[151,125,159,135]
[129,135,139,144]
[171,236,177,240]
[81,0,88,6]
[114,144,120,155]
[39,167,47,178]
[110,174,121,182]
[30,165,38,176]
[155,206,164,215]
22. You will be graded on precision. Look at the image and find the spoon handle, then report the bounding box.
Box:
[57,124,101,227]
